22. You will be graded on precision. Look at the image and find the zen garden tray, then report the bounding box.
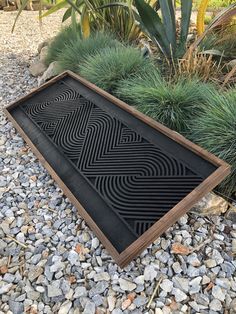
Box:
[4,71,230,267]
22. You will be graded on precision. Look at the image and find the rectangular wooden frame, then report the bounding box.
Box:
[4,71,231,268]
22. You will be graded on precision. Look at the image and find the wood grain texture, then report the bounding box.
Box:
[4,71,231,268]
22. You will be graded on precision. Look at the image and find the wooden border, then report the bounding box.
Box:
[3,71,231,268]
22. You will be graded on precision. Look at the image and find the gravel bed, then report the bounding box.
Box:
[0,11,236,314]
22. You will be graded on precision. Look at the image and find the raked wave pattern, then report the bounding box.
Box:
[23,86,203,236]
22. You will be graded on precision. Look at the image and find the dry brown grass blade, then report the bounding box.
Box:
[174,47,224,84]
[147,276,163,308]
[222,64,236,87]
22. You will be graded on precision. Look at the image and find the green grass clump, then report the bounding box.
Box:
[45,24,81,66]
[190,92,236,195]
[79,46,153,92]
[116,71,216,134]
[58,33,121,73]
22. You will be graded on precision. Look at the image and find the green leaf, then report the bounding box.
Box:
[135,0,171,58]
[159,0,176,54]
[65,0,81,14]
[62,7,72,22]
[40,0,68,18]
[180,0,192,43]
[178,0,192,57]
[12,0,31,32]
[97,2,141,24]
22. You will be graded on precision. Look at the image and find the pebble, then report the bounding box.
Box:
[94,272,110,282]
[58,300,72,314]
[205,259,217,269]
[212,285,226,302]
[0,283,13,295]
[232,239,236,253]
[8,300,24,314]
[47,282,63,298]
[118,278,137,291]
[74,286,87,298]
[83,301,95,314]
[209,299,222,311]
[28,266,43,282]
[0,14,235,312]
[89,281,109,297]
[172,277,189,292]
[91,237,100,249]
[172,262,182,274]
[172,288,188,302]
[133,296,148,307]
[160,279,173,293]
[144,265,157,281]
[107,295,116,311]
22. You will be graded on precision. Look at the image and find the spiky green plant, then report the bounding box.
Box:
[79,46,153,92]
[45,24,82,66]
[57,32,121,73]
[116,72,216,134]
[190,89,236,196]
[190,92,236,195]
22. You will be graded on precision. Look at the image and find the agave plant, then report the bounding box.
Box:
[134,0,193,59]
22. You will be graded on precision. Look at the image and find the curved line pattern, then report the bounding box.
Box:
[23,86,204,236]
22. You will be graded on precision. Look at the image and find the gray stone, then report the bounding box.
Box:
[144,265,157,281]
[0,239,7,250]
[27,290,40,300]
[47,282,63,298]
[92,294,104,306]
[230,299,236,312]
[3,273,15,283]
[0,283,13,294]
[187,265,200,277]
[112,309,123,314]
[58,300,72,314]
[189,276,202,294]
[91,237,99,249]
[83,301,95,314]
[212,285,226,302]
[74,286,87,298]
[118,278,137,291]
[36,286,45,293]
[221,261,235,276]
[160,279,173,293]
[172,288,188,302]
[195,294,210,307]
[29,60,47,77]
[38,39,51,53]
[209,299,222,311]
[172,262,182,274]
[133,296,148,307]
[38,61,61,85]
[134,275,144,285]
[28,266,43,282]
[225,204,236,222]
[190,192,228,216]
[107,295,116,311]
[9,300,24,314]
[67,250,79,266]
[89,281,109,297]
[172,277,189,293]
[187,254,201,267]
[94,272,110,282]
